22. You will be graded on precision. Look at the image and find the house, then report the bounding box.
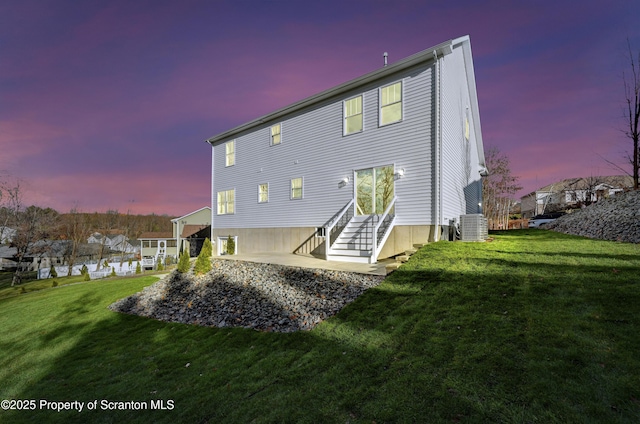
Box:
[521,175,633,218]
[139,207,211,268]
[205,36,487,263]
[87,232,139,255]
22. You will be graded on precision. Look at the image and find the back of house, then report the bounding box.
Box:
[206,35,486,263]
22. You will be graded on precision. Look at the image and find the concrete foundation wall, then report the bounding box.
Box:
[211,225,437,260]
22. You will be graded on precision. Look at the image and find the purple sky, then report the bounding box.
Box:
[2,0,639,216]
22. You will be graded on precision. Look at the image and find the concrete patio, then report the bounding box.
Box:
[212,252,393,276]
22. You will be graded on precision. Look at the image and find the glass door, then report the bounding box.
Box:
[355,165,394,215]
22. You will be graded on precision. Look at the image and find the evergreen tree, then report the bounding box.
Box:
[194,238,212,275]
[226,236,235,255]
[177,250,190,273]
[135,261,142,274]
[49,264,58,279]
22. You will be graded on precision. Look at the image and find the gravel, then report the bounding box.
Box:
[543,190,640,243]
[109,259,384,332]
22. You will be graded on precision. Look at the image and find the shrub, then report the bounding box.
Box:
[226,236,235,255]
[194,239,212,275]
[128,258,133,268]
[157,259,164,271]
[84,271,90,281]
[52,280,58,287]
[49,265,58,278]
[135,262,141,274]
[177,251,191,273]
[80,264,89,276]
[110,267,116,277]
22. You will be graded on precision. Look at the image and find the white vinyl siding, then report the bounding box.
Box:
[344,95,363,135]
[225,140,235,167]
[290,177,303,200]
[271,124,281,145]
[258,183,269,203]
[211,62,436,228]
[380,81,402,125]
[217,189,235,215]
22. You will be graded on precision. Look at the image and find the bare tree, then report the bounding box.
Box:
[482,147,522,230]
[623,39,640,190]
[60,207,91,277]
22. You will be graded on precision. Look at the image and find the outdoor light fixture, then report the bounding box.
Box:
[341,177,349,184]
[394,168,405,179]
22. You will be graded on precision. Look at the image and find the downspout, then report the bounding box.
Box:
[209,142,215,253]
[433,50,442,241]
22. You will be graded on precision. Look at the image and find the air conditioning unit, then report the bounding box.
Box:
[460,214,488,242]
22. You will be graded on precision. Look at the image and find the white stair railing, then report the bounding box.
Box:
[324,199,354,258]
[372,196,397,263]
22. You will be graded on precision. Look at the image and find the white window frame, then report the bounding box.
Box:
[225,140,235,167]
[217,189,235,215]
[270,123,282,146]
[379,81,403,126]
[217,235,238,255]
[290,177,303,200]
[258,183,269,203]
[343,94,363,136]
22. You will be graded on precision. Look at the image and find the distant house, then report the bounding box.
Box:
[205,36,487,263]
[521,175,633,218]
[139,207,211,268]
[0,227,16,244]
[87,232,139,255]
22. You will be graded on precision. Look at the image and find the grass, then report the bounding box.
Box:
[0,229,639,423]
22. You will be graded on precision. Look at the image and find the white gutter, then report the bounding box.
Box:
[433,50,442,241]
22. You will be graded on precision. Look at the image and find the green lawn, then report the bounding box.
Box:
[1,230,639,423]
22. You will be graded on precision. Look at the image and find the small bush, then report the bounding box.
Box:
[52,280,58,287]
[194,238,212,275]
[84,272,90,281]
[80,264,89,276]
[157,259,164,271]
[135,262,141,274]
[49,265,58,279]
[110,267,116,277]
[177,251,190,273]
[128,258,133,268]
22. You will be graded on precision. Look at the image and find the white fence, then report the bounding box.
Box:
[38,261,141,280]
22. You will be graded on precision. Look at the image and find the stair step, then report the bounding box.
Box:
[329,248,371,257]
[405,249,417,255]
[413,243,426,249]
[327,254,372,264]
[396,255,411,263]
[385,262,402,273]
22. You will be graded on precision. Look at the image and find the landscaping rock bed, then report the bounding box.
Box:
[544,190,640,243]
[109,259,384,332]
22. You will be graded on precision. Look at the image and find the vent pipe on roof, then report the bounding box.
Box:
[383,52,388,67]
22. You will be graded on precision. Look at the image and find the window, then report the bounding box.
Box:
[271,123,281,145]
[291,177,303,200]
[344,95,363,135]
[225,140,235,167]
[217,189,235,214]
[166,240,177,247]
[380,81,402,125]
[258,183,269,203]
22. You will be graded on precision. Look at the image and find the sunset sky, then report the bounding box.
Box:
[2,0,639,216]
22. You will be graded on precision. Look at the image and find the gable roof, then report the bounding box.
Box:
[205,35,483,167]
[171,206,211,223]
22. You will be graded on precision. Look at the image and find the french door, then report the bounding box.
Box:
[355,165,395,215]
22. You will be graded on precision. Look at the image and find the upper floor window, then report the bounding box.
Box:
[225,140,235,167]
[291,177,303,200]
[344,95,363,135]
[271,124,281,145]
[258,183,269,203]
[217,189,235,214]
[380,81,402,126]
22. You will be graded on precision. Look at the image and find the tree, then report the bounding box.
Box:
[60,208,91,277]
[482,147,522,230]
[177,250,190,273]
[623,39,640,190]
[194,238,212,275]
